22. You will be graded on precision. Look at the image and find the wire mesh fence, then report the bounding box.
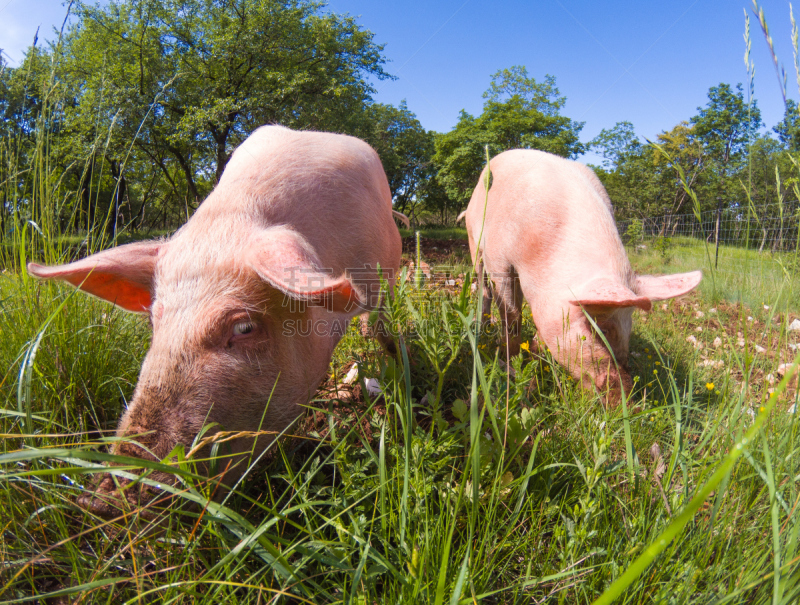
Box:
[618,202,800,254]
[616,202,800,311]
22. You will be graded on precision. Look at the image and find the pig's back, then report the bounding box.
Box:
[468,149,630,289]
[194,126,400,275]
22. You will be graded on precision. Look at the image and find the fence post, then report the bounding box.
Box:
[714,199,722,269]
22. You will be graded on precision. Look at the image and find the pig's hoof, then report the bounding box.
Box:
[77,475,161,519]
[77,490,125,518]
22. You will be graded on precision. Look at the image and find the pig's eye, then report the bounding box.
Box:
[232,321,255,336]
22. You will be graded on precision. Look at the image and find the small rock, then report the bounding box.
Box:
[747,316,754,322]
[695,326,703,332]
[789,404,797,415]
[332,388,354,402]
[650,443,666,479]
[777,363,790,377]
[754,345,766,354]
[709,308,717,314]
[695,311,705,319]
[470,282,477,294]
[713,337,722,348]
[342,364,359,385]
[445,279,456,286]
[789,318,800,332]
[686,335,703,350]
[650,442,661,460]
[789,343,799,352]
[764,305,770,310]
[767,373,775,385]
[661,303,668,311]
[737,338,745,347]
[364,378,382,398]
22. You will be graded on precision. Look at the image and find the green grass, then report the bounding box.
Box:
[628,235,800,314]
[399,227,468,241]
[2,240,800,603]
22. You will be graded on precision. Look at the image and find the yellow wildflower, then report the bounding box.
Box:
[706,382,714,391]
[520,342,530,352]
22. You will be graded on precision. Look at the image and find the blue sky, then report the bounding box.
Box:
[2,1,799,163]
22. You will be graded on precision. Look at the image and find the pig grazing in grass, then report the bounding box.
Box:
[461,149,701,402]
[29,125,403,514]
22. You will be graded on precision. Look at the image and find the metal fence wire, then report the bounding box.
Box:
[617,202,800,253]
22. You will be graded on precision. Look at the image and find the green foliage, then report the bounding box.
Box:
[357,101,435,219]
[590,82,800,228]
[624,218,644,244]
[432,65,584,209]
[690,83,762,167]
[653,235,674,264]
[0,0,393,239]
[589,120,639,170]
[773,99,800,151]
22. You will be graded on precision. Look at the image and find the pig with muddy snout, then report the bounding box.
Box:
[461,149,701,401]
[28,125,405,514]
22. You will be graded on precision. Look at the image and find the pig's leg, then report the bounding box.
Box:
[361,311,398,355]
[492,266,522,357]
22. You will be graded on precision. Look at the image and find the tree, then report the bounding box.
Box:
[773,99,800,151]
[357,101,434,219]
[482,66,564,115]
[589,121,638,171]
[433,66,584,210]
[651,121,706,216]
[61,0,392,210]
[690,83,761,209]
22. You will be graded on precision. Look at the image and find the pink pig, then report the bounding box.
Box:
[461,149,701,401]
[29,126,404,513]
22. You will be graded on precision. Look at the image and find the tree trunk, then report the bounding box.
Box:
[166,145,200,205]
[211,122,233,184]
[108,159,128,239]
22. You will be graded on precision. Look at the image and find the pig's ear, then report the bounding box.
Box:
[27,241,161,313]
[570,277,652,318]
[635,270,702,301]
[247,228,363,313]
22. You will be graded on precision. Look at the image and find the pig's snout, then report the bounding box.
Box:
[591,362,634,407]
